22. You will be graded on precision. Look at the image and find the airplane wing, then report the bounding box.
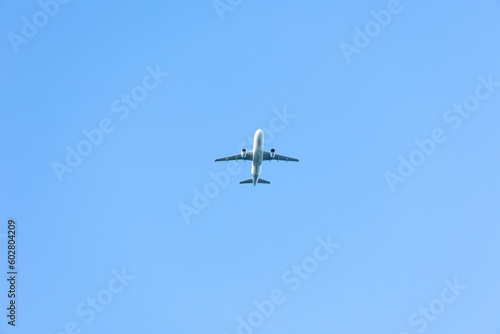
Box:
[262,151,299,162]
[215,151,253,162]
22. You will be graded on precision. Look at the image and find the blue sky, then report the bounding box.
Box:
[2,0,500,333]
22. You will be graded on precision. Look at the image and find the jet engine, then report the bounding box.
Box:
[270,148,276,159]
[241,148,247,158]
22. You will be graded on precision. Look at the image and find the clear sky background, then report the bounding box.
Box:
[1,0,500,333]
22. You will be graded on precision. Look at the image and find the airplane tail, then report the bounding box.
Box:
[239,178,270,184]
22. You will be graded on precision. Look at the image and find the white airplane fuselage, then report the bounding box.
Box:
[251,129,264,186]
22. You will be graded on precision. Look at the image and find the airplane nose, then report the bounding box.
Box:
[256,129,264,141]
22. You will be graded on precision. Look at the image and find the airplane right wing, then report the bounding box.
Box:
[262,151,299,162]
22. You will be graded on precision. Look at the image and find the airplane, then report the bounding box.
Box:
[215,129,299,186]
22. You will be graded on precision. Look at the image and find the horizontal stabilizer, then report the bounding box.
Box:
[239,178,271,184]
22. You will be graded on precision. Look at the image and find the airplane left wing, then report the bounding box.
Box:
[215,151,253,162]
[262,151,299,162]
